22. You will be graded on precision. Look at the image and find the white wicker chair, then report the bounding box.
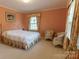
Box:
[53,32,65,47]
[45,30,55,40]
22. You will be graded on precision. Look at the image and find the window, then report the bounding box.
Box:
[29,16,38,31]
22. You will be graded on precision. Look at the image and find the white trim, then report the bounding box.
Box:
[0,5,20,12]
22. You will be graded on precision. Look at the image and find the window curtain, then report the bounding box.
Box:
[64,0,78,50]
[65,0,78,51]
[69,0,78,50]
[28,13,41,32]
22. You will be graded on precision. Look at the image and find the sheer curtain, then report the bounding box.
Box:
[65,0,75,39]
[28,13,40,31]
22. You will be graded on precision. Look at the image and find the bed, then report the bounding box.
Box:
[2,30,40,49]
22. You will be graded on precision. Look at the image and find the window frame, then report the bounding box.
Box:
[28,16,39,31]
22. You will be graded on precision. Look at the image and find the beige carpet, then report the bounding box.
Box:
[0,40,66,59]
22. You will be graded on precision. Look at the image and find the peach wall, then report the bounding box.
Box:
[40,8,67,36]
[0,7,23,32]
[22,14,28,30]
[23,8,67,36]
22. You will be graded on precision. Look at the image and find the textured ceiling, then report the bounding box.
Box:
[0,0,66,13]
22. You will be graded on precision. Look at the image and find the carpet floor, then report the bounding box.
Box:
[0,40,65,59]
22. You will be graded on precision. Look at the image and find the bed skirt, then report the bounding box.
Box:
[2,36,28,49]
